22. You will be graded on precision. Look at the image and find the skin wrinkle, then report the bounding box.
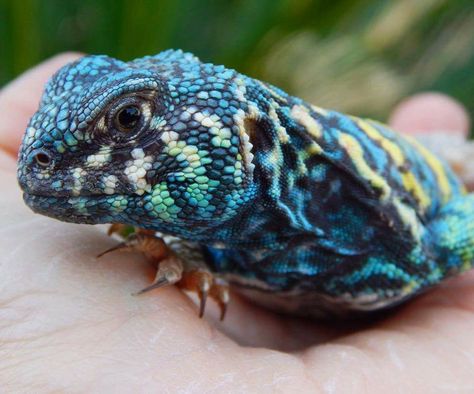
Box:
[1,54,474,391]
[241,349,311,392]
[299,342,377,392]
[289,352,327,393]
[358,321,472,384]
[0,300,95,344]
[1,292,213,388]
[302,321,466,390]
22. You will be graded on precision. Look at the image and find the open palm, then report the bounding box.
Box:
[1,54,473,393]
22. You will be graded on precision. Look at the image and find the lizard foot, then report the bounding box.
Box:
[176,270,230,320]
[99,224,230,320]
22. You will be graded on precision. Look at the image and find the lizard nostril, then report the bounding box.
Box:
[34,152,52,167]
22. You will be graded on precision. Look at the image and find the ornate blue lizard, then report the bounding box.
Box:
[17,50,474,319]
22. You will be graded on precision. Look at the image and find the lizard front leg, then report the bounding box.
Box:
[98,224,230,320]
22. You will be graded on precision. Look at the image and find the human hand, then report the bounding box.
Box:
[1,55,473,392]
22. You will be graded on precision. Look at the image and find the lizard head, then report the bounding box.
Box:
[17,52,258,239]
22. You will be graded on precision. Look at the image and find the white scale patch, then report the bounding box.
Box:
[96,117,106,132]
[161,129,179,144]
[124,148,153,195]
[103,174,118,195]
[85,146,112,168]
[141,102,152,119]
[71,167,87,196]
[234,77,247,102]
[193,111,223,129]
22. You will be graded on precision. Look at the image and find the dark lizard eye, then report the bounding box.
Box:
[34,152,51,167]
[115,105,141,132]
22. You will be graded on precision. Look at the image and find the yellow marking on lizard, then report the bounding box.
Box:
[354,118,404,166]
[401,171,431,210]
[355,118,431,211]
[405,135,453,203]
[298,141,323,175]
[291,104,323,139]
[401,279,420,296]
[339,132,391,200]
[305,141,323,155]
[393,197,422,241]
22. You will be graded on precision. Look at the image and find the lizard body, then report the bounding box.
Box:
[17,50,474,318]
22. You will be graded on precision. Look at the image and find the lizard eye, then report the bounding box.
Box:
[34,152,51,167]
[115,105,141,132]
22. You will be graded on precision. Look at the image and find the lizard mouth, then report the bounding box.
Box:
[22,192,129,225]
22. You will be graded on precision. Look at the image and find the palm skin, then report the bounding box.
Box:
[0,54,473,392]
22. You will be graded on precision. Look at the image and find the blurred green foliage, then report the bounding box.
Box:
[1,0,473,122]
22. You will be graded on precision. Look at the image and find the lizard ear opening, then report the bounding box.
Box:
[239,116,275,182]
[243,117,274,154]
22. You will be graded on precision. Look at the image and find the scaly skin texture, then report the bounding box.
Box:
[17,50,474,317]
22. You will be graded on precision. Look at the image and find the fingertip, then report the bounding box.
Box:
[35,52,85,80]
[388,92,470,137]
[0,52,84,158]
[2,51,84,104]
[48,51,85,64]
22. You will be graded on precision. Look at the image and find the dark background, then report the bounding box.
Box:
[1,0,473,123]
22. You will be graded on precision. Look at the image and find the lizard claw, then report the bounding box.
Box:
[133,277,170,295]
[134,255,184,295]
[210,279,230,321]
[96,241,132,258]
[177,270,230,320]
[177,270,213,318]
[98,232,169,264]
[102,226,231,319]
